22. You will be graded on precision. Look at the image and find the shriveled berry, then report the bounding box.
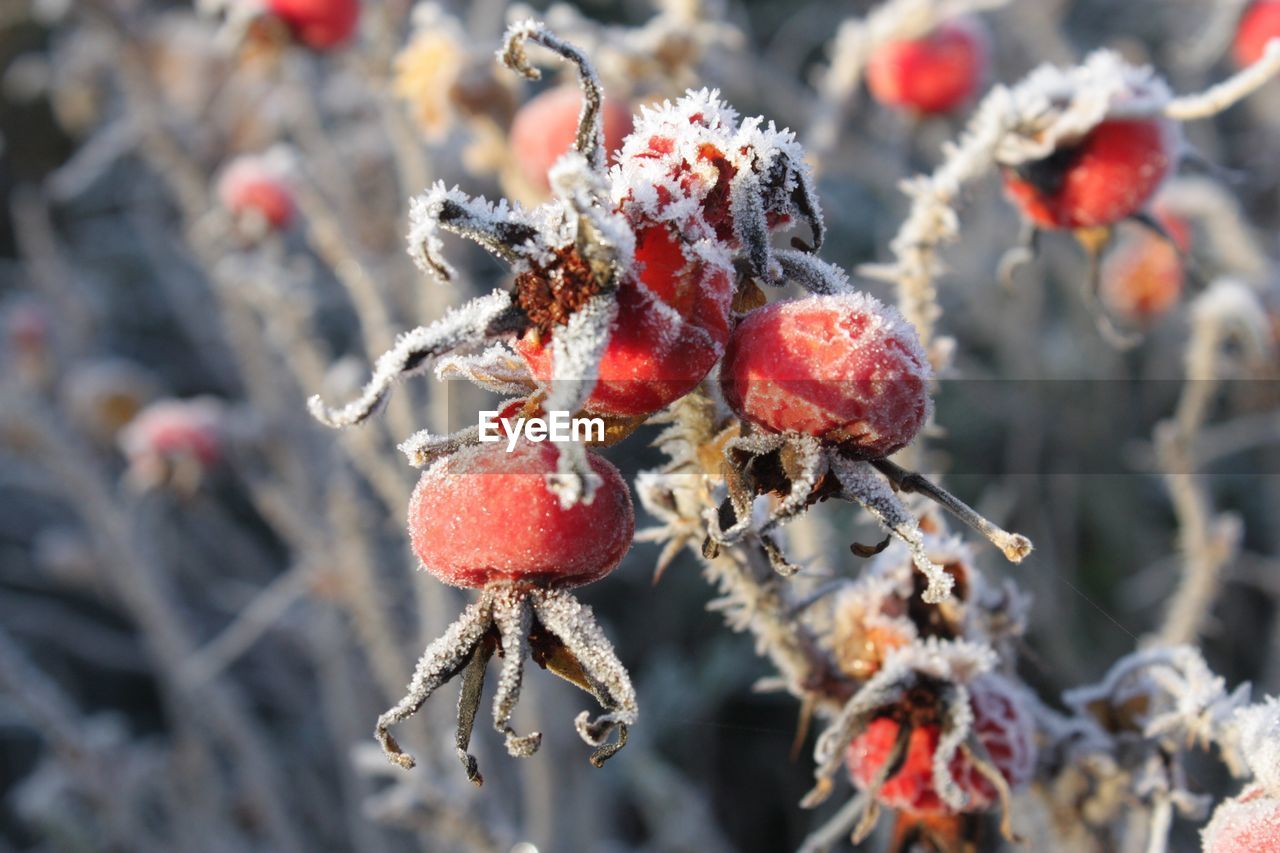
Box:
[866,18,990,115]
[1101,214,1188,323]
[1234,2,1280,68]
[719,293,931,458]
[267,0,359,50]
[510,85,633,194]
[846,675,1036,815]
[1203,786,1280,853]
[515,227,732,417]
[408,441,634,589]
[1001,118,1177,229]
[217,156,295,230]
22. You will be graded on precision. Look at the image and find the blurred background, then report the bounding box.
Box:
[1,0,1278,850]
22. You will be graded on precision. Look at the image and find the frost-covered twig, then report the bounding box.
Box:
[1156,281,1271,646]
[1164,39,1280,120]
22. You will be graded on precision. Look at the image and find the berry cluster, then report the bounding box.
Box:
[801,529,1036,844]
[307,20,1031,783]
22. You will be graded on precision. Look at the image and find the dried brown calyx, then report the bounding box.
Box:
[515,244,607,338]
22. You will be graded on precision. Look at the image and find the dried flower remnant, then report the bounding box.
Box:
[377,441,636,780]
[804,639,1034,841]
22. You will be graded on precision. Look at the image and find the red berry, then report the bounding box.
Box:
[718,293,931,458]
[218,156,295,230]
[119,399,223,468]
[1234,2,1280,68]
[267,0,359,50]
[408,441,635,589]
[1203,786,1280,853]
[866,18,990,115]
[510,85,633,194]
[515,226,732,417]
[845,675,1036,815]
[1001,118,1177,229]
[1100,214,1188,323]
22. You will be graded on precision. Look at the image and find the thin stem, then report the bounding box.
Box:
[871,458,1033,563]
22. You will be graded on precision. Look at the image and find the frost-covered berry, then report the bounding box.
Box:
[120,399,224,468]
[1234,2,1280,68]
[408,440,634,589]
[217,154,295,231]
[866,18,990,115]
[1101,214,1188,323]
[267,0,359,50]
[511,85,633,194]
[1001,118,1177,229]
[514,229,732,417]
[846,675,1036,814]
[1203,786,1280,853]
[719,293,932,458]
[611,88,821,258]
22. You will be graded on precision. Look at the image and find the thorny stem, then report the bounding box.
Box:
[871,458,1033,563]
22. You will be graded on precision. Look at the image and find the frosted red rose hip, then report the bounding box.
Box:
[267,0,360,50]
[866,18,990,115]
[408,441,634,589]
[1203,786,1280,853]
[1001,118,1177,229]
[1234,2,1280,68]
[217,156,295,230]
[845,675,1036,814]
[718,294,932,458]
[515,226,732,417]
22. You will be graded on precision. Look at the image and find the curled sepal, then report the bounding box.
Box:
[530,588,637,767]
[501,19,607,173]
[308,290,524,428]
[830,455,954,604]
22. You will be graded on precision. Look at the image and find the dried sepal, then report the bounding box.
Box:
[308,290,524,428]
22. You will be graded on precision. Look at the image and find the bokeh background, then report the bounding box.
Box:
[1,0,1278,851]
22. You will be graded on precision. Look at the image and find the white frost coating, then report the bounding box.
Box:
[931,681,975,811]
[806,636,997,806]
[993,51,1174,165]
[607,84,824,257]
[406,182,542,282]
[1165,38,1280,121]
[506,0,740,93]
[434,343,534,395]
[873,49,1179,355]
[1188,279,1273,369]
[307,289,515,428]
[543,296,613,505]
[549,151,636,271]
[829,455,951,603]
[1232,697,1280,795]
[1062,645,1250,754]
